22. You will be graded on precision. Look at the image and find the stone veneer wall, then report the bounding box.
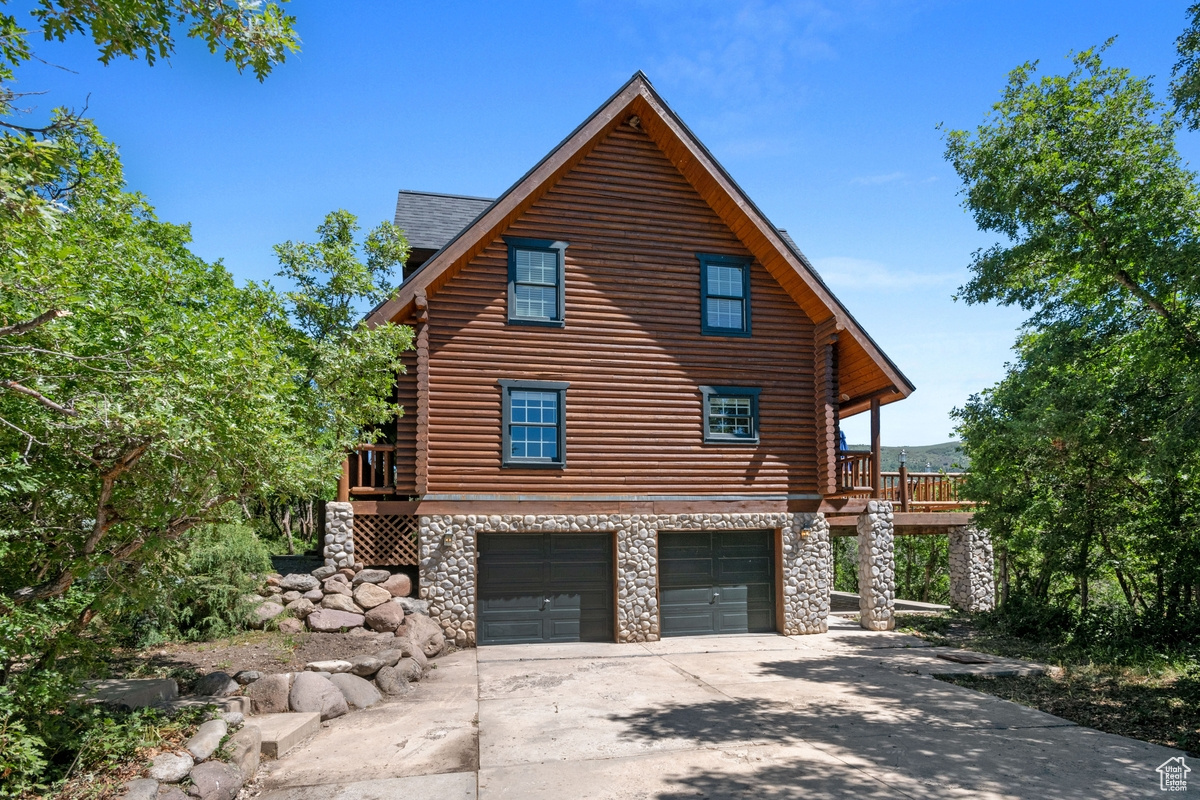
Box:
[418,512,833,647]
[323,501,356,570]
[949,525,995,612]
[856,500,895,631]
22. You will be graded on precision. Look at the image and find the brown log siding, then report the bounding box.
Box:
[422,125,818,495]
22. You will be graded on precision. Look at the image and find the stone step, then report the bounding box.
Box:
[156,695,251,714]
[80,678,178,709]
[243,712,321,759]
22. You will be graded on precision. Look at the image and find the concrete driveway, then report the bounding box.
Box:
[256,618,1184,799]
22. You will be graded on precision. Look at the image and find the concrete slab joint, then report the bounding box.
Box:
[949,524,995,612]
[323,502,355,570]
[857,500,895,631]
[418,512,834,647]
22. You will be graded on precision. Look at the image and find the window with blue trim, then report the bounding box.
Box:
[700,385,761,444]
[500,379,568,467]
[699,254,752,336]
[506,237,567,326]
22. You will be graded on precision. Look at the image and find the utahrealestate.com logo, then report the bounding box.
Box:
[1158,756,1191,792]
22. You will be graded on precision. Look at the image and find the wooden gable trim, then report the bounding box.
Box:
[364,72,913,410]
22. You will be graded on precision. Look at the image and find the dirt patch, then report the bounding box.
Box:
[109,630,401,688]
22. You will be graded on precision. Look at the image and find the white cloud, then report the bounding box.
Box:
[812,256,959,290]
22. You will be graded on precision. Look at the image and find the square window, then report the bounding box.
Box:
[699,254,752,336]
[500,380,568,467]
[507,237,567,326]
[700,386,761,444]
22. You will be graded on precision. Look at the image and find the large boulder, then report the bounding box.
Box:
[247,673,291,714]
[285,597,315,619]
[306,608,365,633]
[352,568,391,586]
[278,617,304,634]
[329,673,382,710]
[397,613,446,658]
[305,660,352,674]
[380,573,412,597]
[364,602,404,633]
[250,602,285,629]
[302,588,324,602]
[120,778,159,800]
[279,573,320,593]
[226,725,262,782]
[233,670,262,686]
[288,672,349,720]
[311,565,337,581]
[184,719,227,762]
[373,648,405,668]
[186,760,242,800]
[348,654,385,678]
[373,665,412,696]
[159,786,189,800]
[392,635,428,671]
[320,593,361,614]
[191,672,237,697]
[394,657,423,683]
[281,590,302,604]
[322,578,352,597]
[149,751,193,783]
[393,596,430,616]
[353,582,391,610]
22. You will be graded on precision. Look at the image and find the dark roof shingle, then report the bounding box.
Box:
[393,190,495,251]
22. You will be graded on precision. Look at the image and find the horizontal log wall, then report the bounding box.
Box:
[423,124,817,495]
[393,347,418,495]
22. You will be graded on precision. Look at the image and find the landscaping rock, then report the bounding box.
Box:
[322,578,352,596]
[380,573,412,597]
[226,725,261,782]
[305,659,352,674]
[348,654,385,677]
[121,778,159,800]
[373,665,413,696]
[319,593,361,614]
[233,670,262,686]
[281,590,302,604]
[329,673,382,710]
[352,568,390,586]
[285,597,315,619]
[186,760,242,800]
[364,602,404,633]
[184,719,227,762]
[251,602,285,629]
[278,617,304,633]
[288,671,348,720]
[349,626,378,638]
[306,608,365,632]
[353,582,391,609]
[86,678,179,710]
[149,751,193,783]
[394,657,423,683]
[398,613,446,658]
[393,596,430,616]
[157,785,189,800]
[247,673,291,715]
[219,711,244,728]
[279,573,320,593]
[311,565,336,581]
[373,648,405,668]
[265,575,282,587]
[302,588,324,602]
[192,672,237,698]
[327,572,349,585]
[337,568,356,580]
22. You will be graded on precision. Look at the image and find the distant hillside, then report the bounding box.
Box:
[847,441,968,472]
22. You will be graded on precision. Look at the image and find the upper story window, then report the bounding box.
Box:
[700,385,761,445]
[499,379,568,468]
[698,253,752,336]
[506,236,567,327]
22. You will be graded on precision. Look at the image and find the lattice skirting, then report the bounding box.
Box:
[354,514,419,566]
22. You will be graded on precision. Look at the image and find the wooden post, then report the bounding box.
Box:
[898,462,909,512]
[337,456,350,502]
[870,397,882,499]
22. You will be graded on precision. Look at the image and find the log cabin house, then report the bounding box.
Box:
[326,72,991,647]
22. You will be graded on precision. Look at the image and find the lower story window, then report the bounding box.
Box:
[500,379,568,467]
[700,385,761,444]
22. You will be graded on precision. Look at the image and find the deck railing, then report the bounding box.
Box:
[837,450,874,493]
[345,444,396,495]
[880,470,971,511]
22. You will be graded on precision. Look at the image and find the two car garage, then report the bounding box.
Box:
[476,529,777,645]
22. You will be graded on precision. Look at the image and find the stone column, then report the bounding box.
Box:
[418,515,477,648]
[323,501,355,570]
[857,500,895,631]
[949,525,995,612]
[782,512,831,634]
[616,518,659,642]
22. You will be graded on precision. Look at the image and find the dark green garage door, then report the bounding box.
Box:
[477,532,613,645]
[659,530,775,637]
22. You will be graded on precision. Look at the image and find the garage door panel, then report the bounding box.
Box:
[660,530,775,637]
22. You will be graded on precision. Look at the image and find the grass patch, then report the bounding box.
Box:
[900,612,1200,756]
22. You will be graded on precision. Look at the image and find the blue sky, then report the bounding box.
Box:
[14,1,1199,445]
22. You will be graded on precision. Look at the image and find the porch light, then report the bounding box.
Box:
[899,449,907,466]
[441,533,454,548]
